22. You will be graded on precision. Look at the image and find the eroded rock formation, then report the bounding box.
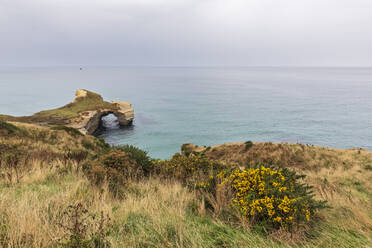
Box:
[67,90,134,134]
[0,89,134,135]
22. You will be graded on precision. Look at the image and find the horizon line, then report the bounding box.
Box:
[1,65,372,68]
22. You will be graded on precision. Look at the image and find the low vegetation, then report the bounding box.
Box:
[0,120,371,247]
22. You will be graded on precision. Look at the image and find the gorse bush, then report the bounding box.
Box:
[152,154,326,231]
[219,166,327,230]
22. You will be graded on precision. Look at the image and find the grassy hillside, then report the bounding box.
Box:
[181,142,372,171]
[0,122,371,247]
[183,142,372,246]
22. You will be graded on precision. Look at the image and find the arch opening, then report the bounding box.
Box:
[100,113,120,130]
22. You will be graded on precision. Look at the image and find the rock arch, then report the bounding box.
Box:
[67,90,134,135]
[0,89,134,135]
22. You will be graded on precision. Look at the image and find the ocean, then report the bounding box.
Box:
[0,66,371,158]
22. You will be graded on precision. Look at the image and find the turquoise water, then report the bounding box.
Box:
[0,67,371,158]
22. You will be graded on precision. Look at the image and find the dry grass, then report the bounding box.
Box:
[0,162,281,248]
[0,159,369,247]
[0,121,106,158]
[184,142,372,171]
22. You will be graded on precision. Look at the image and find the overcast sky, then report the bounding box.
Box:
[1,0,372,66]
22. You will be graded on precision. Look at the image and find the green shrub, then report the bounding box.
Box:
[83,149,143,197]
[181,143,192,157]
[115,145,153,175]
[82,139,95,150]
[94,138,110,150]
[153,153,228,188]
[244,141,254,151]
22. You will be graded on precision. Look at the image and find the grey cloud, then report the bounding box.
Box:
[0,0,371,66]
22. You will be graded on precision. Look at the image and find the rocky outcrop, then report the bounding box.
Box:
[0,89,134,135]
[112,101,134,126]
[66,90,134,135]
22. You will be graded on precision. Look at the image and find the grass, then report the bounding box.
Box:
[0,114,18,122]
[0,165,285,248]
[1,161,369,247]
[33,91,115,120]
[0,123,371,247]
[182,142,372,171]
[0,120,21,136]
[51,125,83,137]
[0,121,106,172]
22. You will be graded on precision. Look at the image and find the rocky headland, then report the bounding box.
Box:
[0,89,134,135]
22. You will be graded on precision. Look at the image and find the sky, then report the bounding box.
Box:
[1,0,372,66]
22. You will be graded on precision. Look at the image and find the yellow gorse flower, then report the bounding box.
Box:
[228,166,301,226]
[305,209,311,222]
[155,155,318,229]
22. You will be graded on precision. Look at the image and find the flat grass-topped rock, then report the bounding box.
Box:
[34,90,115,120]
[0,89,134,135]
